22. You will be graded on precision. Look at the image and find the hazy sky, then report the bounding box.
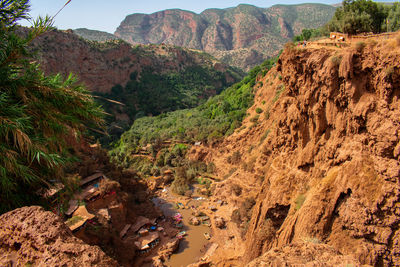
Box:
[18,0,339,33]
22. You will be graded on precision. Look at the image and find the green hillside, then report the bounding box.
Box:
[110,56,277,175]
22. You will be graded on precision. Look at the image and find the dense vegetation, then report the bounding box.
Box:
[110,56,278,192]
[293,0,400,42]
[0,0,103,213]
[328,0,389,34]
[293,28,328,42]
[94,55,243,145]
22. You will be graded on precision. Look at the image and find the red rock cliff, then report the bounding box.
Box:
[0,206,118,266]
[190,35,400,266]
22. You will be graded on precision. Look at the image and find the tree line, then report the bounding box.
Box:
[294,0,400,41]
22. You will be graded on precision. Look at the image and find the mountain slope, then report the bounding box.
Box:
[115,4,336,70]
[28,29,243,143]
[73,28,119,42]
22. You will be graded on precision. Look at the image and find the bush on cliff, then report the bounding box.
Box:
[0,0,103,213]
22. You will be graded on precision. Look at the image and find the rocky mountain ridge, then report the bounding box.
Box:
[28,28,243,142]
[114,3,336,70]
[73,28,119,42]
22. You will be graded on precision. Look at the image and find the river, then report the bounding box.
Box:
[152,189,210,267]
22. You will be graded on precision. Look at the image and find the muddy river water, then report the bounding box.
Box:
[152,190,210,267]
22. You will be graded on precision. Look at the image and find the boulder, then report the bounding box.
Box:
[0,206,117,266]
[214,216,226,229]
[189,216,200,226]
[157,238,180,261]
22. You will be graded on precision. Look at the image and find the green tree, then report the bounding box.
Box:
[0,0,104,213]
[387,2,400,32]
[292,28,328,42]
[328,0,386,34]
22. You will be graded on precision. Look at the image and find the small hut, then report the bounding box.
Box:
[134,232,160,251]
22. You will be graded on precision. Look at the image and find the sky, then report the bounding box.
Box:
[16,0,373,33]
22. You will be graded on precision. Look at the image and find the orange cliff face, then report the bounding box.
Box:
[0,206,118,266]
[189,34,400,266]
[28,29,240,95]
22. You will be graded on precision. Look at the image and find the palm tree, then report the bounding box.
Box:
[0,0,104,213]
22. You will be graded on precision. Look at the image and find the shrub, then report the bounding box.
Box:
[260,129,271,142]
[227,151,242,164]
[231,184,242,196]
[273,85,285,103]
[355,41,366,52]
[284,42,295,51]
[250,115,260,123]
[385,66,395,80]
[255,107,263,114]
[262,100,266,105]
[302,236,321,244]
[186,167,197,180]
[264,110,270,120]
[223,167,237,179]
[295,194,306,210]
[207,162,216,173]
[330,56,342,67]
[171,167,191,195]
[367,39,378,48]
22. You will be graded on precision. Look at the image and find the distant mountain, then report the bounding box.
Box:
[28,29,243,143]
[115,3,336,70]
[73,28,119,42]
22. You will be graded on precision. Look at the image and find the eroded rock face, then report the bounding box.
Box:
[214,216,226,229]
[246,241,361,267]
[152,238,180,265]
[241,42,400,266]
[189,35,400,266]
[0,206,117,267]
[29,29,241,96]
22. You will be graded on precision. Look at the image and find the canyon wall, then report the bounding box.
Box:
[114,4,335,70]
[190,36,400,266]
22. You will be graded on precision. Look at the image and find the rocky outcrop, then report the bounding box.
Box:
[30,29,241,95]
[114,4,336,70]
[190,34,400,266]
[214,216,226,229]
[0,206,117,266]
[155,238,180,262]
[246,241,361,267]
